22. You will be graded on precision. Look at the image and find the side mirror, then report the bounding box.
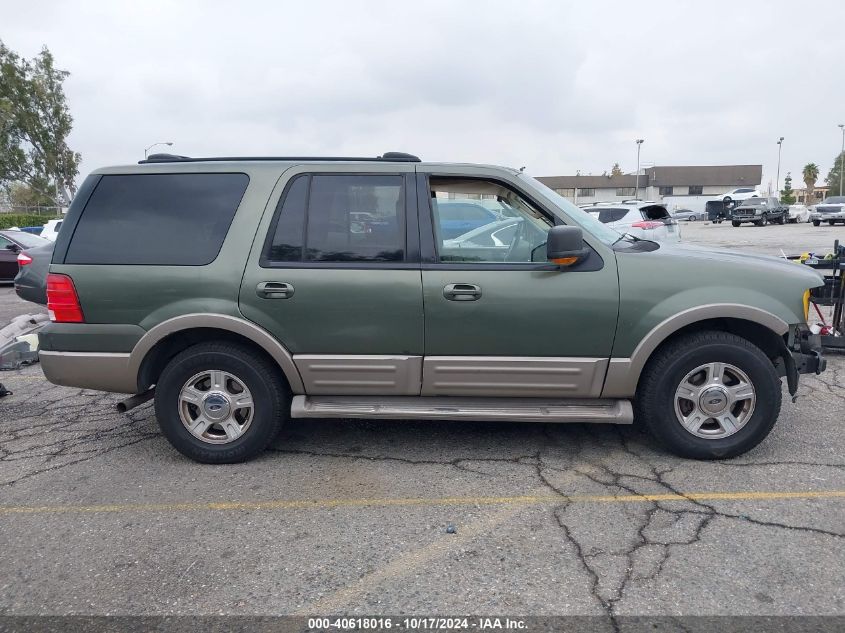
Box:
[5,244,19,252]
[546,225,589,267]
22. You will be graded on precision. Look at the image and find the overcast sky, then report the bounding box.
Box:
[4,0,845,189]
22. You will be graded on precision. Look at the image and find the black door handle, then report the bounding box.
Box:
[443,283,482,301]
[256,281,294,299]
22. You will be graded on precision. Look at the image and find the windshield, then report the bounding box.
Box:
[823,196,845,204]
[2,231,50,248]
[741,198,766,205]
[518,174,622,245]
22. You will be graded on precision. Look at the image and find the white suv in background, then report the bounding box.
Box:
[39,218,63,242]
[720,187,760,203]
[586,201,681,242]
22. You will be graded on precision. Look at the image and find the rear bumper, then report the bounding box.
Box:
[39,350,136,393]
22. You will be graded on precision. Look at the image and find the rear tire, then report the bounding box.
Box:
[635,331,782,460]
[813,220,820,226]
[154,342,288,463]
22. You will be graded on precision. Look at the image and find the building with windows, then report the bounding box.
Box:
[790,185,829,205]
[538,165,763,205]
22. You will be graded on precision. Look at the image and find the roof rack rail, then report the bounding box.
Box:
[138,151,421,165]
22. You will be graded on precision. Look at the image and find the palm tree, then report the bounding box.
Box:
[803,163,819,205]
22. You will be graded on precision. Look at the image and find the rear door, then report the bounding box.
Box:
[239,164,425,395]
[0,234,18,280]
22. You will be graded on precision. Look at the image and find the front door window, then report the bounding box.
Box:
[429,178,553,264]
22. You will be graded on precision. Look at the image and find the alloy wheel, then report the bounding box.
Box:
[673,362,756,439]
[178,370,254,444]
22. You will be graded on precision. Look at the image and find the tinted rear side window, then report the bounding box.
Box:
[265,174,405,264]
[65,173,249,265]
[597,208,627,223]
[267,175,308,261]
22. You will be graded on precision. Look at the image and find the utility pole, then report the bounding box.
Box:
[776,137,784,196]
[839,124,844,196]
[574,170,579,205]
[635,139,644,200]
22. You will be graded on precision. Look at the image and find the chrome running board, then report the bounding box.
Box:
[290,395,633,424]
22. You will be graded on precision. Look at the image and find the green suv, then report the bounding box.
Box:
[39,152,826,463]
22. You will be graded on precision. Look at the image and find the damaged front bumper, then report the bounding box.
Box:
[779,325,826,400]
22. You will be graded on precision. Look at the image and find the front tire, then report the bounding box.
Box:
[731,221,741,227]
[154,342,288,463]
[635,331,782,459]
[813,220,820,226]
[756,214,768,227]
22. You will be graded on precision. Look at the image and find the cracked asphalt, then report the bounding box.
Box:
[0,225,844,619]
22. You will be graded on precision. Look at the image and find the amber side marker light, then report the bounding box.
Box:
[550,257,579,266]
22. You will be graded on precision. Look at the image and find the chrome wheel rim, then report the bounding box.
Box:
[673,362,756,439]
[178,370,254,444]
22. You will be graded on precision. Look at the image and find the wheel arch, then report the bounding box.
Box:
[602,305,789,398]
[130,313,304,394]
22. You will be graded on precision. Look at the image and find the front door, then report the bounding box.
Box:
[239,165,424,395]
[419,171,619,398]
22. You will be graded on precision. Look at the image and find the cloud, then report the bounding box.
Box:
[3,0,844,186]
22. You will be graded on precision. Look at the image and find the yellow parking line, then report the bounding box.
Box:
[0,489,842,516]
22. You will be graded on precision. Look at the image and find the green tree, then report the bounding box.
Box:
[8,179,55,208]
[610,162,623,177]
[0,40,80,206]
[780,172,796,205]
[824,151,845,197]
[802,163,819,205]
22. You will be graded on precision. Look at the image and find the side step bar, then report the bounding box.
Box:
[291,395,633,424]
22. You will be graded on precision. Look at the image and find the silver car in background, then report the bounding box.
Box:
[810,196,845,226]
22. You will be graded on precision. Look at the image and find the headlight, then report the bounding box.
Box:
[803,289,811,321]
[755,209,762,215]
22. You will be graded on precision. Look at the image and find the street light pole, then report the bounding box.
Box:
[839,124,844,196]
[635,139,644,200]
[144,141,174,159]
[776,137,784,197]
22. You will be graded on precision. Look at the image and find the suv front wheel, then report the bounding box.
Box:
[154,342,288,463]
[636,331,781,459]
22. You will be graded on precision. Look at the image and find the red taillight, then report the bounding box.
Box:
[631,220,664,230]
[46,274,84,323]
[17,252,33,266]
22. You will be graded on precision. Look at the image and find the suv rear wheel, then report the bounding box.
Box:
[636,331,781,459]
[154,342,288,463]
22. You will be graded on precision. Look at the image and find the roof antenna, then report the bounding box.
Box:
[519,166,526,172]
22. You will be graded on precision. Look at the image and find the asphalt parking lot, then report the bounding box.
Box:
[0,221,843,620]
